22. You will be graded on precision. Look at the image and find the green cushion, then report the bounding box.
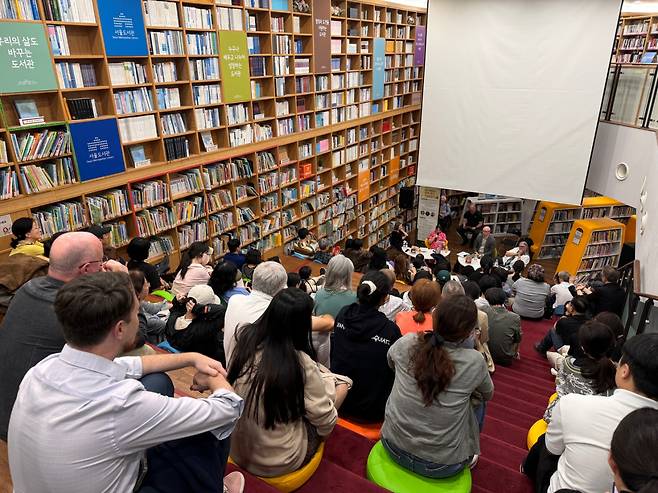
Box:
[366,441,472,493]
[151,289,174,302]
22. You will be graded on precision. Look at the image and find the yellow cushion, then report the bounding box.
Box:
[548,393,558,405]
[258,442,325,493]
[337,418,382,441]
[526,419,548,450]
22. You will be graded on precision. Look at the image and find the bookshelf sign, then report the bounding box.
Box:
[357,162,369,203]
[98,0,148,57]
[312,0,331,73]
[414,26,426,66]
[389,155,400,185]
[70,119,126,181]
[219,31,251,103]
[0,22,57,93]
[373,38,385,100]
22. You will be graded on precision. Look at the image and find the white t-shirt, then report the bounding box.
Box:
[551,282,574,309]
[546,389,658,493]
[379,295,411,321]
[223,290,273,365]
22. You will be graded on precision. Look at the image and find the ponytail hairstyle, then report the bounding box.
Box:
[409,279,441,324]
[511,259,525,282]
[610,408,658,493]
[578,320,617,395]
[357,270,390,308]
[10,217,35,249]
[412,294,477,406]
[178,241,210,279]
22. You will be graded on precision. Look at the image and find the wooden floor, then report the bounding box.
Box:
[0,229,557,489]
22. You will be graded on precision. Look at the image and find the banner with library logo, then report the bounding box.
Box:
[70,119,125,181]
[0,22,57,93]
[97,0,148,56]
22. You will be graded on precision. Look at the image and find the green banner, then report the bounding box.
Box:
[0,22,57,93]
[218,30,251,104]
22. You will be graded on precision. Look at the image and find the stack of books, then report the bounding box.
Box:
[11,129,71,162]
[164,136,190,160]
[55,62,97,88]
[66,97,98,120]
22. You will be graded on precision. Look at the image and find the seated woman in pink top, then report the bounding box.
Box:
[395,279,441,335]
[426,227,447,251]
[171,241,213,297]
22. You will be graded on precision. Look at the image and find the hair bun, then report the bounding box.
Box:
[361,280,377,295]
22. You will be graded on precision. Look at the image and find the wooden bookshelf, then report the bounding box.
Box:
[0,0,426,265]
[612,14,658,64]
[556,218,625,284]
[459,196,523,237]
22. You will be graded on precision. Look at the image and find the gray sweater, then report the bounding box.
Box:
[381,334,494,465]
[0,275,66,440]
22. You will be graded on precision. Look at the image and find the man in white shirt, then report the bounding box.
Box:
[501,241,531,269]
[9,272,245,493]
[523,333,658,493]
[550,271,574,310]
[223,261,288,364]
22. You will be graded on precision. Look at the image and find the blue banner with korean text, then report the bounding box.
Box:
[373,38,385,100]
[97,0,148,57]
[70,119,126,181]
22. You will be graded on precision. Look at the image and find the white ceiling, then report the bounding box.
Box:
[622,0,658,13]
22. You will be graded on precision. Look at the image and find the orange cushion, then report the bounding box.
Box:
[337,418,382,441]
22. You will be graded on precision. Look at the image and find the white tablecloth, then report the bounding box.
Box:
[403,246,450,260]
[457,252,481,270]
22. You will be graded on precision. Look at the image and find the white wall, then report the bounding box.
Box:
[417,0,622,204]
[636,158,658,295]
[586,122,656,209]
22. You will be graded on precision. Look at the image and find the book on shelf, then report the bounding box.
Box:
[195,108,221,130]
[155,87,181,109]
[118,115,158,142]
[184,5,213,29]
[87,189,129,223]
[144,0,180,27]
[186,32,218,56]
[13,99,44,126]
[129,145,150,167]
[271,16,285,32]
[11,128,71,162]
[160,112,187,135]
[193,84,221,105]
[43,0,94,22]
[247,36,261,55]
[0,167,19,199]
[19,157,77,194]
[0,140,7,164]
[149,30,184,55]
[66,97,98,120]
[217,7,243,30]
[164,136,190,160]
[55,62,97,89]
[200,131,217,152]
[246,13,258,32]
[108,61,149,85]
[249,57,267,77]
[153,61,178,83]
[114,87,154,114]
[294,58,310,74]
[0,0,40,19]
[189,58,220,80]
[33,201,87,238]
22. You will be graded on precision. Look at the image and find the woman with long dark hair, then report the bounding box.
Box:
[208,261,248,303]
[228,288,348,477]
[381,294,494,478]
[171,241,213,297]
[609,408,658,493]
[331,271,402,422]
[544,320,616,422]
[9,217,44,257]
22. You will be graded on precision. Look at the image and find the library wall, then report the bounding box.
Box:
[416,0,621,205]
[0,0,426,265]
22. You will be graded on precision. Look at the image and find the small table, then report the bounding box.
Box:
[457,251,481,271]
[403,246,450,260]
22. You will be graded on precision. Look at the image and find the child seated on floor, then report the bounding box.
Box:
[292,227,320,258]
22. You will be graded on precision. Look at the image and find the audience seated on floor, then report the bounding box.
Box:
[298,265,321,294]
[292,227,320,258]
[578,266,626,317]
[511,264,551,319]
[395,279,441,335]
[343,238,371,273]
[481,287,522,367]
[609,408,658,493]
[127,237,167,291]
[171,242,213,297]
[9,217,44,258]
[594,311,625,362]
[386,223,407,261]
[536,296,589,364]
[393,252,415,284]
[331,271,402,423]
[313,256,357,366]
[223,261,288,364]
[0,250,48,317]
[522,333,658,493]
[382,294,494,478]
[550,271,574,315]
[0,231,126,441]
[468,255,495,285]
[209,261,249,303]
[129,270,169,344]
[543,320,616,424]
[314,237,334,265]
[223,238,246,270]
[227,288,350,478]
[8,271,245,493]
[378,268,411,321]
[506,259,525,290]
[165,284,226,364]
[240,247,262,283]
[401,270,434,306]
[459,281,493,367]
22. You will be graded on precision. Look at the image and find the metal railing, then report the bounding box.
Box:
[619,259,658,338]
[600,63,658,129]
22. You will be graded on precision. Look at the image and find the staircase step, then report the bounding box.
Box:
[479,435,528,468]
[297,459,388,493]
[483,415,532,449]
[325,425,375,477]
[471,457,532,493]
[490,381,552,408]
[486,401,540,429]
[492,371,555,395]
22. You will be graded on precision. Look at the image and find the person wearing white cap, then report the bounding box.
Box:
[164,284,226,363]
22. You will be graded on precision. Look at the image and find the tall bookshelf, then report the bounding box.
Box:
[0,0,426,264]
[556,218,625,284]
[528,196,635,260]
[612,14,658,64]
[459,196,523,237]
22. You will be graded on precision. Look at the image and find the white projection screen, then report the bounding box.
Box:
[417,0,622,204]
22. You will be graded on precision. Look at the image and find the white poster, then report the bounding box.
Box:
[0,215,12,237]
[417,186,441,242]
[417,0,622,204]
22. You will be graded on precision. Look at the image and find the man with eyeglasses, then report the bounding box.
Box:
[0,231,127,440]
